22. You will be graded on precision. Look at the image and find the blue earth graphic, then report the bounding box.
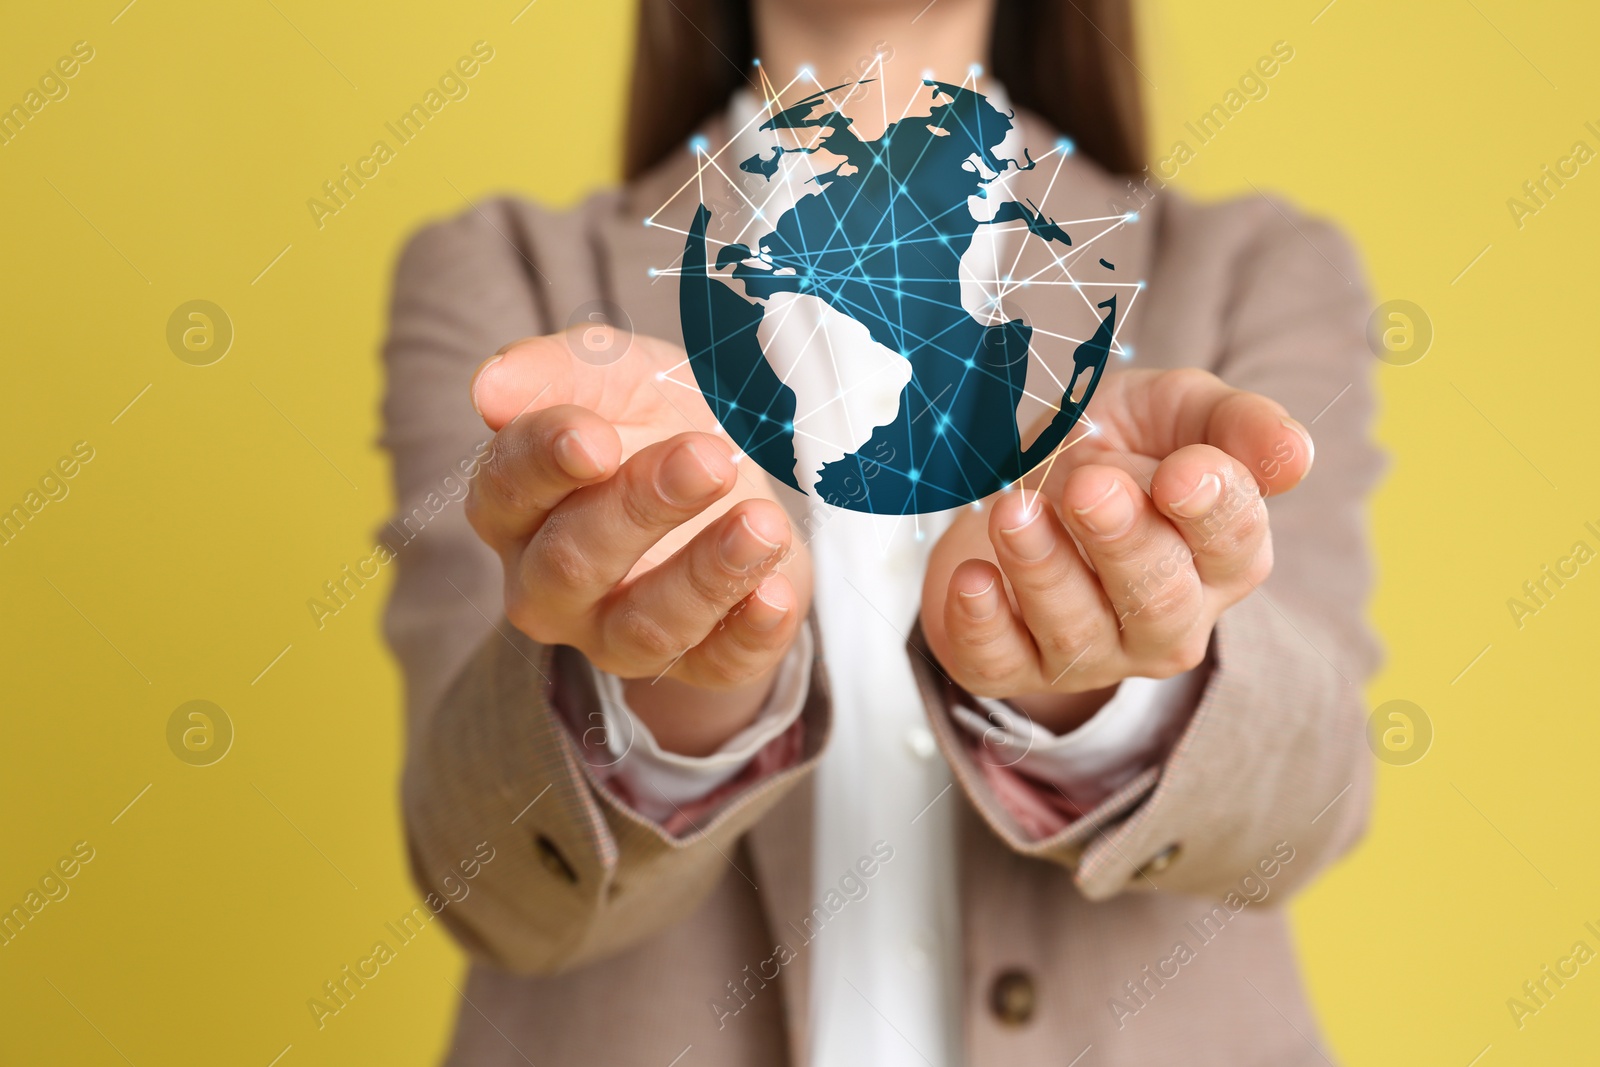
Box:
[678,80,1117,515]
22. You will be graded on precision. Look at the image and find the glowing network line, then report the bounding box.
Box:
[648,66,1142,516]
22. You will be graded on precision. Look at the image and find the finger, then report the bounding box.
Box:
[467,404,621,551]
[938,558,1042,697]
[599,499,790,668]
[1149,444,1273,590]
[517,432,734,615]
[1058,465,1209,674]
[987,490,1118,682]
[674,573,803,689]
[1101,368,1314,496]
[471,329,682,433]
[471,337,582,432]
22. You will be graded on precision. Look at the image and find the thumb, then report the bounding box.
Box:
[470,331,592,431]
[1099,368,1313,496]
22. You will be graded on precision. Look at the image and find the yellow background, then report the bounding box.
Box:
[1,1,1595,1063]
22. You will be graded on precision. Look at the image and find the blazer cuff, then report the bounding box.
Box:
[949,668,1203,816]
[909,592,1369,901]
[575,627,814,828]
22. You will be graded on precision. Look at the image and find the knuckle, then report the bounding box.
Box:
[687,554,745,607]
[1167,366,1220,396]
[608,604,681,662]
[1154,631,1210,676]
[1039,619,1101,662]
[1139,576,1196,621]
[505,594,557,645]
[1237,546,1275,589]
[464,485,491,533]
[1208,497,1264,555]
[1117,565,1197,624]
[479,452,537,516]
[617,474,671,532]
[960,653,1026,690]
[694,643,762,690]
[949,621,1004,652]
[536,524,604,591]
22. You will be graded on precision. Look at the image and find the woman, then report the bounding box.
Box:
[383,0,1383,1063]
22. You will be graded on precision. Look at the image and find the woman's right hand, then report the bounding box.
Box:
[466,328,813,756]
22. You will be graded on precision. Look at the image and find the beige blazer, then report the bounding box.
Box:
[382,107,1384,1066]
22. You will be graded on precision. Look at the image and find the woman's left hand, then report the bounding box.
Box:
[920,368,1316,734]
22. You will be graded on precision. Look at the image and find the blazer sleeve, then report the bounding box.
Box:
[912,197,1386,903]
[381,199,832,975]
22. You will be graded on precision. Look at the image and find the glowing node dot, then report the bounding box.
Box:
[752,57,762,67]
[654,371,666,381]
[1137,279,1148,290]
[689,135,709,155]
[1057,137,1076,154]
[1124,211,1140,223]
[908,468,920,482]
[969,63,984,76]
[643,217,653,227]
[964,358,975,369]
[799,64,815,79]
[647,267,657,278]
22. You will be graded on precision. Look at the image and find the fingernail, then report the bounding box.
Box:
[1281,417,1315,476]
[1170,472,1221,519]
[1073,480,1134,537]
[957,577,1000,621]
[748,582,788,630]
[658,440,726,506]
[999,502,1053,562]
[720,514,782,572]
[470,354,504,420]
[553,430,604,480]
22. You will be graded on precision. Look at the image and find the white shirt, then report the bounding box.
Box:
[585,90,1203,1065]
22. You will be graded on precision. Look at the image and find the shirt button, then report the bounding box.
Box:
[1135,843,1182,879]
[905,725,937,760]
[990,969,1036,1026]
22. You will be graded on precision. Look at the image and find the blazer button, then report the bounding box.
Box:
[989,968,1036,1027]
[1135,843,1182,879]
[534,834,578,884]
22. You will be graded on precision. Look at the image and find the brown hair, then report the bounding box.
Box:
[622,0,1146,182]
